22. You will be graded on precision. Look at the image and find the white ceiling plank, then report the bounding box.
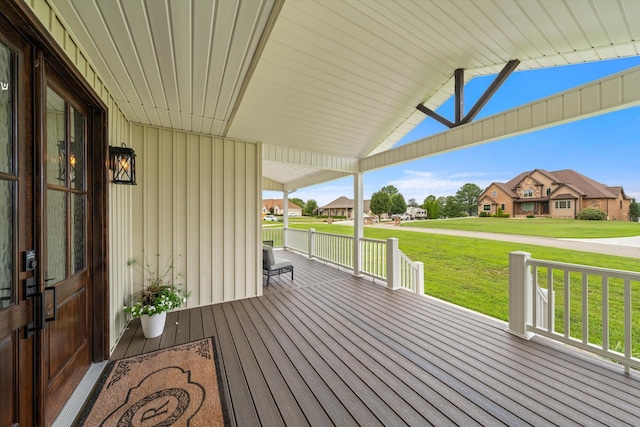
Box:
[192,0,216,118]
[202,0,239,120]
[145,1,180,112]
[168,0,192,115]
[119,0,168,110]
[214,0,270,120]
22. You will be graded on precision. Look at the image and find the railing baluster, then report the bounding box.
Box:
[624,278,631,374]
[602,276,609,352]
[582,273,589,345]
[547,268,553,333]
[564,270,570,339]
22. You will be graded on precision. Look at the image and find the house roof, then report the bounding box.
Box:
[491,169,626,201]
[319,197,371,211]
[262,199,300,210]
[50,0,640,191]
[551,169,618,199]
[551,193,579,200]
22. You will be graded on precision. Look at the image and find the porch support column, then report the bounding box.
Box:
[507,251,535,339]
[283,191,290,247]
[353,172,364,277]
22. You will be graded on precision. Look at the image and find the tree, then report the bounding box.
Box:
[381,185,399,196]
[290,197,305,208]
[422,195,439,219]
[303,199,318,216]
[436,196,447,218]
[628,198,639,222]
[407,198,419,208]
[455,183,483,216]
[442,195,464,218]
[369,191,390,218]
[390,193,407,215]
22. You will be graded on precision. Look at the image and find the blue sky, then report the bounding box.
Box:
[265,56,640,207]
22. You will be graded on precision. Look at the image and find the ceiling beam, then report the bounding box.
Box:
[461,59,520,124]
[363,65,640,173]
[283,171,352,192]
[263,144,359,173]
[416,60,520,128]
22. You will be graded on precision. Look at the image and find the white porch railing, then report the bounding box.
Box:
[262,227,283,247]
[509,251,640,373]
[262,227,424,294]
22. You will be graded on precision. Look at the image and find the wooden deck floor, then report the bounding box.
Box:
[112,250,640,426]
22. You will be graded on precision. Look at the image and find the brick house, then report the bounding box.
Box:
[262,199,303,216]
[478,169,631,220]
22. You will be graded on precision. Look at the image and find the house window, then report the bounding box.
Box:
[620,200,623,209]
[521,202,534,211]
[554,200,571,209]
[546,188,551,196]
[523,189,534,198]
[483,205,491,211]
[501,204,506,211]
[491,191,497,197]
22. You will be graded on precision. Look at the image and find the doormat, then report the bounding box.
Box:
[75,338,229,426]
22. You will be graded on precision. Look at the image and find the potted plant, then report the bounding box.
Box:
[124,252,189,338]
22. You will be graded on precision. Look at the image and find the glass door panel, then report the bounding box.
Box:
[46,88,65,185]
[0,42,14,309]
[0,180,13,309]
[71,193,85,274]
[70,106,85,190]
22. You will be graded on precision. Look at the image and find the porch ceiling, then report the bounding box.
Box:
[50,0,640,189]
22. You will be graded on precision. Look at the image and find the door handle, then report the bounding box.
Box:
[44,285,57,322]
[25,291,43,338]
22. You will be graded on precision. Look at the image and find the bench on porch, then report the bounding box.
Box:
[262,245,293,286]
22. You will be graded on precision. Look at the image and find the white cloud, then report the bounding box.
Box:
[382,170,499,201]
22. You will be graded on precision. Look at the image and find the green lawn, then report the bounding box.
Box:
[289,223,640,355]
[401,217,640,238]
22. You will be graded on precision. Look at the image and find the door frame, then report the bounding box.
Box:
[1,0,109,422]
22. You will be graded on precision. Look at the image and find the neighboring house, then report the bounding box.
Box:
[262,199,303,216]
[478,169,631,220]
[316,196,372,219]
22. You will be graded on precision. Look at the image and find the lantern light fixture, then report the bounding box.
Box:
[109,143,136,185]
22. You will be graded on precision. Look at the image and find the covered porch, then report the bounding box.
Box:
[113,250,640,426]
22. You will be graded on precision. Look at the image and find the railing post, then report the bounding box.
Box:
[308,228,315,259]
[507,251,535,339]
[283,227,288,249]
[386,238,400,290]
[415,262,424,295]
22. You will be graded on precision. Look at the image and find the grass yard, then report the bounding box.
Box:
[402,217,640,238]
[288,223,640,356]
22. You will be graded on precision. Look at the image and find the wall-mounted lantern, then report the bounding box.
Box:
[109,143,136,185]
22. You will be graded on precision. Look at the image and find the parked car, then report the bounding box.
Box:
[263,215,279,221]
[287,212,298,216]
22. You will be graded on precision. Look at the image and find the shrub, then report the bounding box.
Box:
[479,212,490,217]
[501,213,510,218]
[577,207,607,220]
[527,215,535,218]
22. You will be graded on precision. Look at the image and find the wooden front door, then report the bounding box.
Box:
[0,15,37,427]
[0,4,108,425]
[41,67,93,425]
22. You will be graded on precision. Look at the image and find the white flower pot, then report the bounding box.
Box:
[140,311,167,339]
